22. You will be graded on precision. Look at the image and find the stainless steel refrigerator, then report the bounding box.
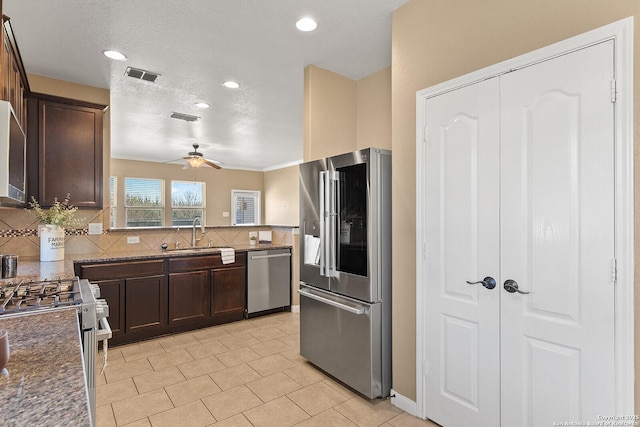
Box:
[298,147,391,399]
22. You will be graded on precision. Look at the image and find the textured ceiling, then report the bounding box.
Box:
[4,0,407,170]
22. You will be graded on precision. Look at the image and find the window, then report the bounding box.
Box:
[231,190,260,225]
[109,176,117,228]
[171,181,205,226]
[125,178,164,228]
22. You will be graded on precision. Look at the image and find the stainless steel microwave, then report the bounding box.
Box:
[0,100,26,205]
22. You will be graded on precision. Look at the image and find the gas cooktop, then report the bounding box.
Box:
[0,278,82,315]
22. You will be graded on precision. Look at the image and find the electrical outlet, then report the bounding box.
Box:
[88,223,103,235]
[222,211,230,217]
[127,236,140,244]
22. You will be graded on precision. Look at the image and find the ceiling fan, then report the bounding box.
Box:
[181,144,222,169]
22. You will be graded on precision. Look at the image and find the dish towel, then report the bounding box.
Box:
[220,248,235,265]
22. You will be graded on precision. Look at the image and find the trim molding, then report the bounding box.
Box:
[390,389,417,416]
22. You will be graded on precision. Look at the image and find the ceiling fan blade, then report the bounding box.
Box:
[163,158,184,164]
[203,159,222,169]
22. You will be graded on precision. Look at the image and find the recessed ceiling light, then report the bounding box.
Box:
[195,102,210,109]
[222,81,240,89]
[296,17,317,32]
[102,50,127,61]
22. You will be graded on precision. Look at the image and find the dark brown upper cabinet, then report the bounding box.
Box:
[1,15,29,130]
[26,93,107,208]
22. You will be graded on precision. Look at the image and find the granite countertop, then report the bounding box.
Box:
[74,243,292,263]
[0,243,292,284]
[0,308,91,427]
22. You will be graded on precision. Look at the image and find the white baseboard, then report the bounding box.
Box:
[390,389,417,416]
[291,305,300,313]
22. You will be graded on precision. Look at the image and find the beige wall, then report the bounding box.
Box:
[111,158,264,227]
[28,74,111,212]
[264,165,299,226]
[28,74,110,104]
[391,0,640,404]
[264,165,301,306]
[357,67,392,151]
[304,65,392,160]
[303,65,357,161]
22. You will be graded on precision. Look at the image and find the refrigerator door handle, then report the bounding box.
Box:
[327,170,339,277]
[319,170,339,277]
[298,288,367,315]
[319,171,327,276]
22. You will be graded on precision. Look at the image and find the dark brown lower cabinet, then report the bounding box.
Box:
[211,266,245,320]
[169,253,246,324]
[126,275,167,334]
[92,279,124,339]
[75,252,247,346]
[75,258,168,345]
[168,271,210,325]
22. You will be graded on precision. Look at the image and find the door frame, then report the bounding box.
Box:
[415,17,634,420]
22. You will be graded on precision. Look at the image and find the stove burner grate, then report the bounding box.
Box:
[0,278,83,315]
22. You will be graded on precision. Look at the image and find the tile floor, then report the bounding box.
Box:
[95,311,439,427]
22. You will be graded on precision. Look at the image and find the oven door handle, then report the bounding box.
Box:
[96,317,112,340]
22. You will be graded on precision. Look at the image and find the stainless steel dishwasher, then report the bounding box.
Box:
[246,248,292,316]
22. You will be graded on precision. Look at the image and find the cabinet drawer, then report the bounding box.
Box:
[78,259,165,280]
[169,252,245,272]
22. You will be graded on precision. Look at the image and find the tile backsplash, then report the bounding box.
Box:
[0,207,295,258]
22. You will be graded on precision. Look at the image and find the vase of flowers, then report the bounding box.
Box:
[27,194,79,262]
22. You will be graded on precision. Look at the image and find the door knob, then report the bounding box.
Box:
[466,276,497,290]
[503,279,530,294]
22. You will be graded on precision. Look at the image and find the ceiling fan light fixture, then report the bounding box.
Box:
[181,144,223,169]
[103,50,127,61]
[188,157,205,167]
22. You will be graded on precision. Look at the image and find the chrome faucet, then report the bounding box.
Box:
[192,217,205,247]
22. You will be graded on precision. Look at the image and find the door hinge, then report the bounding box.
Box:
[611,78,617,103]
[611,258,617,283]
[422,126,427,143]
[422,242,428,260]
[423,359,428,376]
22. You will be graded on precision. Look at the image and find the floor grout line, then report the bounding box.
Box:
[97,312,434,427]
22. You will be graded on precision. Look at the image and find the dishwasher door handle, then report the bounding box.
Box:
[298,288,367,315]
[249,253,292,260]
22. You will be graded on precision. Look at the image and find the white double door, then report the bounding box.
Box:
[423,40,615,426]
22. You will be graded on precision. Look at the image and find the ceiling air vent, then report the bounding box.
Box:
[170,112,200,122]
[125,66,160,83]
